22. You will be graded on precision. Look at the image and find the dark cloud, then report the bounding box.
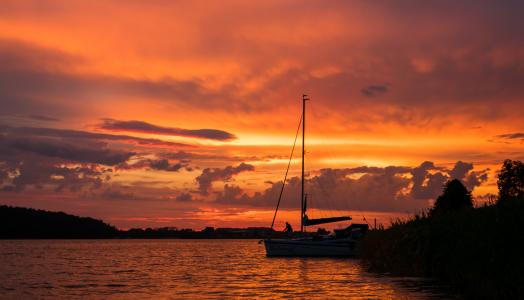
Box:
[99,119,236,141]
[449,161,489,191]
[214,161,488,212]
[149,159,186,172]
[0,126,136,167]
[215,184,245,204]
[449,161,474,181]
[408,161,488,200]
[175,192,193,202]
[1,125,190,148]
[0,123,191,194]
[361,84,389,97]
[116,158,188,172]
[498,133,524,139]
[495,133,524,143]
[0,130,114,192]
[215,166,416,212]
[463,171,489,192]
[4,159,107,192]
[320,165,412,177]
[196,163,255,195]
[5,136,134,166]
[410,161,446,200]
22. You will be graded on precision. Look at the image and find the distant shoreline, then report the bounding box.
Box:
[0,205,297,240]
[0,237,269,240]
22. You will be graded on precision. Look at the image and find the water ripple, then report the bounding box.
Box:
[0,240,456,299]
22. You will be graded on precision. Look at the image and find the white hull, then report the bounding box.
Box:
[264,238,355,257]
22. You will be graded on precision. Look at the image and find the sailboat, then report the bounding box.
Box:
[264,95,368,257]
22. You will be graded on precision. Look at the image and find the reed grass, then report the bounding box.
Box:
[358,200,524,299]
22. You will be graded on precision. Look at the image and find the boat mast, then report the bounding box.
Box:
[301,94,308,232]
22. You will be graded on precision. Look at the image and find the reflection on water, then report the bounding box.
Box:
[0,240,455,299]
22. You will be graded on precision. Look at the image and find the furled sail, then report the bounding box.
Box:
[303,216,352,226]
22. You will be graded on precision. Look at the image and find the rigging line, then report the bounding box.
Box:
[270,113,303,230]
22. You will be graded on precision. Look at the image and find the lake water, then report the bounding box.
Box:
[0,240,455,299]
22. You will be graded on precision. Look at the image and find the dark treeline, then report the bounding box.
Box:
[0,205,290,239]
[359,159,524,299]
[0,205,119,239]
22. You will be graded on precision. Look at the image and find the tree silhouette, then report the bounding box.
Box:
[497,159,524,205]
[0,205,118,238]
[431,179,473,216]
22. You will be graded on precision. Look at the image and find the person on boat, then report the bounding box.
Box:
[283,222,293,233]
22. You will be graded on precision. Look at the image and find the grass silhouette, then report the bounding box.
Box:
[359,174,524,298]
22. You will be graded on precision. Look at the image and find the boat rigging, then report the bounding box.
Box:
[263,94,368,257]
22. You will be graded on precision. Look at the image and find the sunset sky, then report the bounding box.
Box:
[1,1,523,230]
